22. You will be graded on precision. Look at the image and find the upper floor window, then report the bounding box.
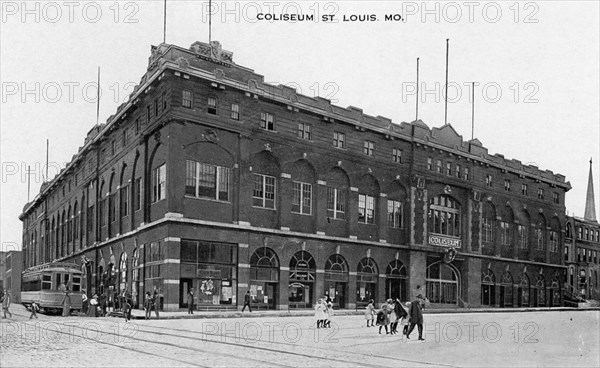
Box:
[363,141,374,156]
[504,179,511,191]
[333,132,345,149]
[482,217,493,243]
[427,157,433,170]
[553,192,559,204]
[486,174,493,187]
[182,90,193,108]
[387,199,403,228]
[549,231,558,252]
[298,123,312,140]
[135,118,140,134]
[578,227,582,239]
[326,187,346,220]
[455,165,461,178]
[500,221,510,246]
[521,183,528,196]
[207,97,217,115]
[185,160,230,201]
[231,103,240,120]
[535,228,544,250]
[260,112,275,131]
[463,167,470,180]
[162,91,168,110]
[436,160,442,173]
[392,149,402,163]
[537,188,544,200]
[152,164,166,203]
[252,173,276,209]
[518,225,528,249]
[154,98,160,117]
[146,105,151,124]
[123,129,130,147]
[446,162,452,176]
[292,182,312,215]
[585,228,589,240]
[358,194,375,224]
[429,195,461,237]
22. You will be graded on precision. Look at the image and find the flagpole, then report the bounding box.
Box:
[471,81,475,140]
[163,0,167,43]
[45,139,49,182]
[27,165,31,202]
[415,57,420,121]
[444,38,449,125]
[96,67,101,126]
[209,0,212,44]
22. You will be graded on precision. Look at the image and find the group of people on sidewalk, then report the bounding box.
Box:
[314,296,335,329]
[364,294,428,341]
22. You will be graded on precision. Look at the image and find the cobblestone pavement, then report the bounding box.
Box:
[1,305,598,367]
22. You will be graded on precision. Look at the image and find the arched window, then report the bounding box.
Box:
[517,210,530,250]
[385,259,408,301]
[250,247,279,282]
[535,275,546,307]
[500,272,513,307]
[357,175,379,225]
[60,210,66,256]
[325,254,349,280]
[426,261,459,304]
[387,182,407,230]
[356,257,378,306]
[326,168,349,220]
[535,215,546,251]
[566,222,572,238]
[119,252,128,296]
[481,269,496,306]
[429,195,461,237]
[73,201,79,244]
[517,273,530,307]
[288,160,316,215]
[251,152,279,209]
[289,251,315,282]
[482,202,496,244]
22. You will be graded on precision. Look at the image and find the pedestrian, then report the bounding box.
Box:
[144,292,152,320]
[2,290,12,319]
[187,288,194,314]
[29,301,39,319]
[376,299,393,335]
[388,299,398,334]
[241,290,252,312]
[390,298,407,335]
[89,294,99,317]
[364,299,376,327]
[81,291,88,315]
[401,301,411,335]
[152,290,160,319]
[60,290,71,317]
[406,294,426,341]
[124,292,133,322]
[314,299,326,329]
[99,293,107,317]
[324,301,334,328]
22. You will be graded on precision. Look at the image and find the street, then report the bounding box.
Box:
[1,306,599,367]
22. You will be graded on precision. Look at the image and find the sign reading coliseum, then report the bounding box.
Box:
[428,235,461,248]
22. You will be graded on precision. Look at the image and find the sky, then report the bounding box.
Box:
[1,0,599,251]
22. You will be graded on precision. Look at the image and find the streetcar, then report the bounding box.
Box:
[21,263,83,314]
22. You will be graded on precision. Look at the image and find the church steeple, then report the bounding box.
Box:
[584,158,597,222]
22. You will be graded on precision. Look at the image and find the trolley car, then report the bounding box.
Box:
[21,263,83,314]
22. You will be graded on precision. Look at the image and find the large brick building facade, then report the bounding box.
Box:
[20,41,571,311]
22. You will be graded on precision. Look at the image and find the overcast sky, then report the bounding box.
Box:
[1,1,599,252]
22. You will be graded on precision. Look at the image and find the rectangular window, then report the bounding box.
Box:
[326,187,345,220]
[538,188,544,200]
[549,231,558,252]
[134,178,141,211]
[231,103,240,120]
[146,105,151,124]
[152,164,166,203]
[427,157,433,170]
[162,91,167,110]
[387,199,402,228]
[518,225,528,249]
[363,141,374,156]
[446,162,452,176]
[500,221,510,246]
[260,112,275,131]
[483,217,493,242]
[358,194,375,224]
[521,183,528,196]
[392,149,402,163]
[252,173,276,209]
[292,182,312,214]
[120,186,129,217]
[87,205,94,232]
[111,141,116,156]
[186,160,230,201]
[436,160,442,173]
[504,179,511,191]
[154,98,160,117]
[535,228,544,250]
[109,193,116,223]
[182,90,193,108]
[553,192,559,204]
[486,174,493,187]
[333,132,345,149]
[463,167,470,180]
[122,129,129,147]
[207,97,217,115]
[455,165,461,178]
[298,123,312,140]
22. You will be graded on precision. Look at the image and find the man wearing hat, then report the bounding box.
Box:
[406,294,426,341]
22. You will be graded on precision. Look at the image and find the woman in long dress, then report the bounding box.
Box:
[364,299,376,327]
[314,299,326,329]
[60,291,71,317]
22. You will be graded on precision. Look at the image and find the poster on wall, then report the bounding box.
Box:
[360,286,366,300]
[250,284,258,297]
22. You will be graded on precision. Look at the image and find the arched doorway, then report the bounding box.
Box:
[517,273,530,307]
[119,252,128,297]
[426,260,460,305]
[481,269,496,306]
[324,254,349,308]
[533,274,546,307]
[550,276,561,306]
[289,251,315,308]
[250,247,279,309]
[356,257,378,308]
[500,272,513,307]
[385,259,407,301]
[132,249,140,308]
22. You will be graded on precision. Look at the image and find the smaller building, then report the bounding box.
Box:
[0,251,23,303]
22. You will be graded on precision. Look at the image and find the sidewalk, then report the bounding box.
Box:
[122,305,600,320]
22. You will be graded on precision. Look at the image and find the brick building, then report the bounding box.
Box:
[564,161,600,302]
[0,251,22,303]
[19,41,571,311]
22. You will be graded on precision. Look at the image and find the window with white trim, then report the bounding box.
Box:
[392,149,402,163]
[252,173,276,209]
[326,187,345,220]
[387,199,402,228]
[358,194,375,224]
[152,164,166,203]
[363,141,374,156]
[292,182,312,214]
[260,112,275,131]
[518,225,528,249]
[207,97,217,115]
[298,123,312,140]
[182,90,193,108]
[231,103,240,120]
[333,132,345,149]
[185,160,230,201]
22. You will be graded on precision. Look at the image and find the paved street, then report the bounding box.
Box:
[1,305,599,367]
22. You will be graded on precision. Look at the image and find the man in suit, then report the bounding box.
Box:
[187,289,194,314]
[2,289,12,319]
[242,290,252,312]
[406,294,426,341]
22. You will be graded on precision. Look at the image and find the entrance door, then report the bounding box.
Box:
[386,279,401,300]
[180,278,193,308]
